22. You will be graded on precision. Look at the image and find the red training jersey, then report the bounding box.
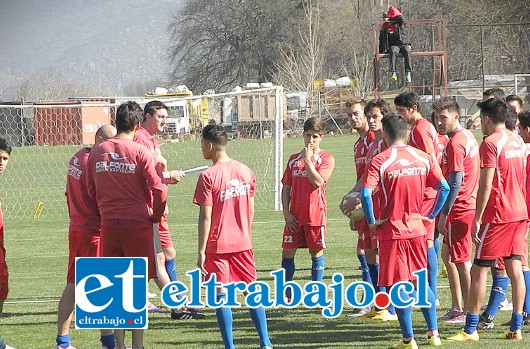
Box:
[437,135,449,167]
[86,137,167,223]
[480,129,528,224]
[193,160,255,254]
[366,139,387,219]
[443,128,480,218]
[364,145,445,240]
[66,147,100,235]
[354,131,376,180]
[282,150,335,226]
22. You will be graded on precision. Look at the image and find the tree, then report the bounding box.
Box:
[167,0,301,93]
[14,70,99,102]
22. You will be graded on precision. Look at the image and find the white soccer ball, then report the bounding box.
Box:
[342,192,364,221]
[346,203,364,221]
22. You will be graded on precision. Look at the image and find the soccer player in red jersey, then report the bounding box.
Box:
[448,98,528,342]
[340,98,375,316]
[361,113,449,348]
[281,117,335,301]
[134,100,203,319]
[55,125,117,349]
[433,98,479,325]
[87,101,168,349]
[193,124,272,349]
[0,138,15,349]
[395,92,441,310]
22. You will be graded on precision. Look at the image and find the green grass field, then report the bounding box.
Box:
[1,133,529,348]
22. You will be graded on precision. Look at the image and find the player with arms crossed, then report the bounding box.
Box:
[281,117,335,301]
[361,113,449,349]
[55,125,117,349]
[448,98,528,341]
[193,124,272,349]
[0,138,15,349]
[87,101,167,349]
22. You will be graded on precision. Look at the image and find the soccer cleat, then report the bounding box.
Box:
[477,319,495,330]
[347,306,372,317]
[360,308,378,319]
[427,336,442,346]
[438,309,462,321]
[390,338,418,349]
[371,309,398,321]
[481,298,513,311]
[147,291,157,299]
[1,341,16,349]
[390,72,398,83]
[147,301,161,313]
[171,306,205,320]
[445,312,466,324]
[498,330,522,340]
[405,71,412,83]
[447,330,479,342]
[499,299,513,311]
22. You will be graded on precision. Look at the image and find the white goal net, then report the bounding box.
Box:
[0,87,285,220]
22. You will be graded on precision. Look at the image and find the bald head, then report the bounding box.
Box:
[95,124,117,145]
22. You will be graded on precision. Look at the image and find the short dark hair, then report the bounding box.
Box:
[382,112,409,141]
[345,97,366,108]
[431,97,460,114]
[478,98,507,125]
[144,100,168,121]
[518,111,530,129]
[483,88,505,101]
[506,94,523,109]
[202,124,227,146]
[0,138,12,155]
[303,117,326,133]
[505,104,517,131]
[364,98,391,116]
[116,101,144,133]
[394,92,420,109]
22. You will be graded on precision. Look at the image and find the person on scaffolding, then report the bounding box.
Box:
[380,6,412,84]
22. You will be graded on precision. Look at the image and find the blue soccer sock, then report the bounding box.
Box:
[523,270,530,315]
[282,257,295,299]
[215,294,235,349]
[358,253,372,284]
[427,246,438,300]
[56,334,71,349]
[380,286,396,315]
[100,333,116,349]
[367,263,380,292]
[510,312,524,332]
[433,230,441,257]
[249,306,272,348]
[165,258,177,281]
[464,313,480,334]
[165,258,183,300]
[311,255,325,282]
[484,275,509,318]
[416,287,438,331]
[395,288,413,339]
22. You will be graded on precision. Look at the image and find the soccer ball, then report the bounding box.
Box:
[342,192,364,221]
[346,203,364,221]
